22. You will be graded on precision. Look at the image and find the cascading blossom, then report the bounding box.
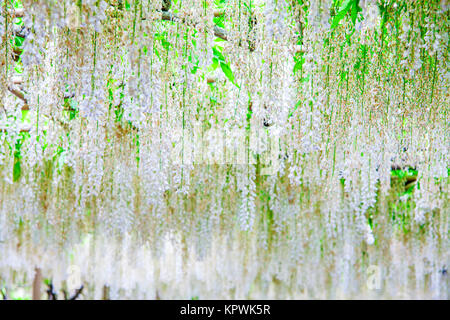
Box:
[0,0,448,300]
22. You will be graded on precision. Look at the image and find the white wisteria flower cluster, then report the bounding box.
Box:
[0,0,448,299]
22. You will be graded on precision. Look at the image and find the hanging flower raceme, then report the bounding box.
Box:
[0,0,448,299]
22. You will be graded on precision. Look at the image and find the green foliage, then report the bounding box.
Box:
[64,98,78,121]
[331,0,362,29]
[12,132,29,182]
[391,168,418,198]
[288,99,302,119]
[13,157,21,182]
[293,51,305,75]
[54,146,66,174]
[12,35,24,47]
[212,46,239,88]
[220,63,237,87]
[213,14,225,28]
[391,168,418,179]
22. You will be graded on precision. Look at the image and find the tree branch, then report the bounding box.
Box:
[158,11,228,41]
[7,85,30,110]
[46,283,58,300]
[69,285,84,300]
[0,288,7,300]
[8,85,27,104]
[32,268,42,300]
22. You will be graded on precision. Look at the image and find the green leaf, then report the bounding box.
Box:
[213,16,225,28]
[293,53,305,74]
[220,62,239,88]
[338,0,353,11]
[14,36,24,47]
[208,57,219,72]
[211,46,239,88]
[350,0,362,25]
[212,46,226,62]
[13,159,21,182]
[300,74,310,83]
[331,0,354,29]
[21,110,30,123]
[288,100,302,119]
